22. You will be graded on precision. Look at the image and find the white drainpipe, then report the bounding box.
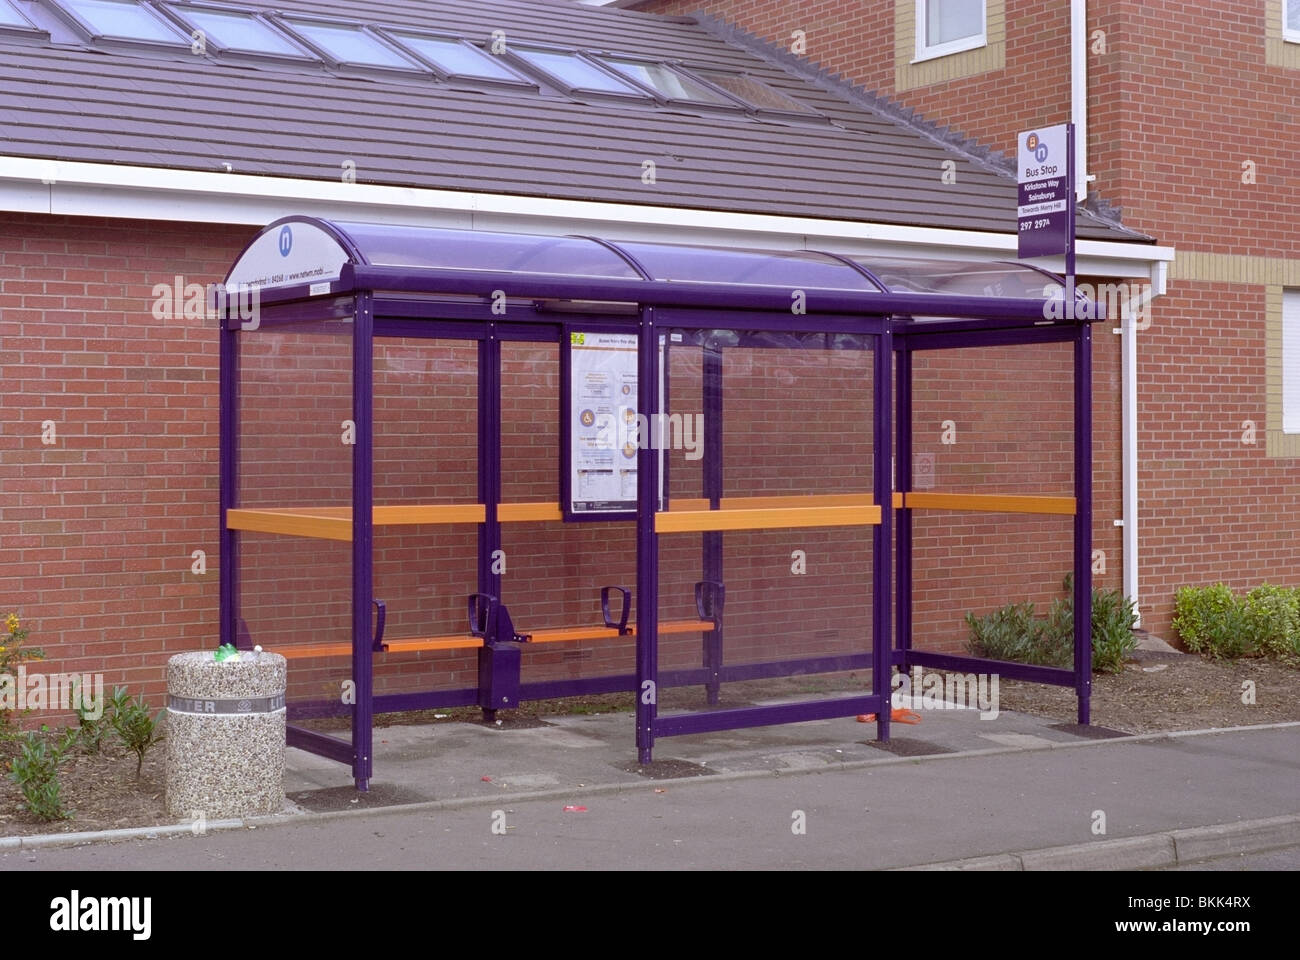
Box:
[1071,0,1091,202]
[1118,263,1166,628]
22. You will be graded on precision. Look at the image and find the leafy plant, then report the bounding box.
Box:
[71,678,112,754]
[1174,583,1300,662]
[967,601,1065,666]
[1089,580,1141,672]
[0,612,45,737]
[8,729,73,821]
[109,687,165,778]
[1243,584,1300,660]
[966,575,1137,674]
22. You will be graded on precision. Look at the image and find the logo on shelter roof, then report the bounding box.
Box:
[278,225,293,258]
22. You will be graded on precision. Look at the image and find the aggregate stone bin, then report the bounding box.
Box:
[165,651,287,819]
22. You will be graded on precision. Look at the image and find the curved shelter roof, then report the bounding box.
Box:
[226,217,1079,322]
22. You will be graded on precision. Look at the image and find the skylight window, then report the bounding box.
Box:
[510,47,647,96]
[58,0,188,42]
[383,31,530,84]
[690,71,820,115]
[0,0,40,30]
[167,5,314,58]
[280,18,424,70]
[598,58,737,106]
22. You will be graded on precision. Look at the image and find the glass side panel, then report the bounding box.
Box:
[692,71,818,114]
[63,0,185,41]
[178,6,309,56]
[389,32,523,81]
[284,18,421,68]
[854,256,1059,298]
[600,59,735,105]
[610,240,882,289]
[333,222,643,279]
[513,48,646,95]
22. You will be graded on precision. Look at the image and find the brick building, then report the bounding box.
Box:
[625,0,1300,638]
[3,0,1178,715]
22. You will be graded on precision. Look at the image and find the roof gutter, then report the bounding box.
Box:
[0,155,1173,277]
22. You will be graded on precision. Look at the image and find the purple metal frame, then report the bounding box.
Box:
[218,217,1098,788]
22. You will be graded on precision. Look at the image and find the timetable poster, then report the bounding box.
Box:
[569,332,639,514]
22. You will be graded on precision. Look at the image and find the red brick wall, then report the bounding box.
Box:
[0,214,248,705]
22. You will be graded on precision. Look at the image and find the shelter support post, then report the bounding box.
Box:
[1074,321,1093,723]
[873,328,893,743]
[351,292,375,790]
[702,340,724,705]
[218,313,238,652]
[636,308,660,764]
[894,339,912,674]
[476,325,511,722]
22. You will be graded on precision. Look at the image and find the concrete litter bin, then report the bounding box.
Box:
[165,650,287,820]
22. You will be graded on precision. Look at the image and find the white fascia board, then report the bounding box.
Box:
[0,155,1174,275]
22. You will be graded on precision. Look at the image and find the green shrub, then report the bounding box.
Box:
[1243,584,1300,659]
[8,730,73,821]
[1172,584,1245,658]
[0,611,45,738]
[71,679,112,754]
[967,601,1059,666]
[1175,583,1300,661]
[1083,577,1140,673]
[109,687,165,779]
[967,575,1137,674]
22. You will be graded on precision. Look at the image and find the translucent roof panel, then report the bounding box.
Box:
[850,256,1060,298]
[386,32,528,83]
[598,59,737,106]
[172,6,314,58]
[692,71,820,115]
[609,240,882,290]
[511,48,647,96]
[282,19,423,69]
[61,0,187,42]
[333,222,643,279]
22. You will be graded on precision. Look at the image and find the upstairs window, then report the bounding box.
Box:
[1287,0,1300,43]
[915,0,986,61]
[166,4,317,59]
[510,47,649,98]
[279,17,425,71]
[1284,290,1300,433]
[57,0,188,43]
[383,31,533,85]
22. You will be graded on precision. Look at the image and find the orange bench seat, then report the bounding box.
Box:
[266,619,713,658]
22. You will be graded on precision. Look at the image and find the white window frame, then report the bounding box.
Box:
[913,0,987,63]
[1285,2,1300,44]
[1284,290,1300,433]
